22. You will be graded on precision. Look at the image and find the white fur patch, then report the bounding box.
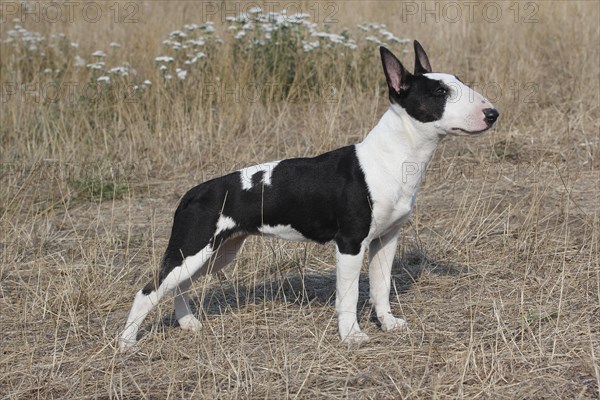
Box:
[215,214,236,235]
[165,245,215,289]
[258,224,307,241]
[239,161,280,190]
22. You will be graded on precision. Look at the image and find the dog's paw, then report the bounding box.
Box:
[119,338,140,353]
[380,315,407,332]
[178,315,203,332]
[342,330,370,347]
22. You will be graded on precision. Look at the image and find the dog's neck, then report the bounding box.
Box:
[357,105,443,194]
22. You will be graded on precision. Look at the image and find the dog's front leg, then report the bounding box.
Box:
[335,245,370,345]
[368,230,407,332]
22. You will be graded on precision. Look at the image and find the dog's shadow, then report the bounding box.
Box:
[144,247,462,337]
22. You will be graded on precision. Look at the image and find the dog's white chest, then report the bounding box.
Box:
[392,192,416,221]
[371,191,416,234]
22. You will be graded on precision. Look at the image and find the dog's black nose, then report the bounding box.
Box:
[483,108,499,126]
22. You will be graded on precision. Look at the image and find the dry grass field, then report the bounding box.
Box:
[1,1,599,398]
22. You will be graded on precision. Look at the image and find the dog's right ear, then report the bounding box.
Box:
[380,47,411,95]
[413,40,432,74]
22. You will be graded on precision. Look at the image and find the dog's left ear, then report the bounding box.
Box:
[413,40,432,75]
[380,46,411,94]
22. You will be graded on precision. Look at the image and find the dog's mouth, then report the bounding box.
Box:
[450,126,491,135]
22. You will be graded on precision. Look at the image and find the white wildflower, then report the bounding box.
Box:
[176,68,187,80]
[260,23,274,33]
[365,35,383,45]
[379,29,408,44]
[186,38,205,47]
[97,76,110,83]
[86,61,105,70]
[303,20,318,33]
[184,24,199,31]
[313,32,345,45]
[109,66,129,76]
[109,42,122,48]
[143,80,152,86]
[302,40,320,52]
[185,51,207,64]
[71,42,79,48]
[203,22,215,33]
[91,50,106,57]
[155,56,175,63]
[170,30,187,39]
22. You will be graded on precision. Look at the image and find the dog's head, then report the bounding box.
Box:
[380,41,499,136]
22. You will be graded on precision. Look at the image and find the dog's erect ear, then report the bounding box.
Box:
[413,40,432,75]
[380,47,410,94]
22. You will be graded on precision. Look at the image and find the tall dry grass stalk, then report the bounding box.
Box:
[1,1,598,398]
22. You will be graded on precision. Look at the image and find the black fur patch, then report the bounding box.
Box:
[143,146,373,293]
[390,75,449,123]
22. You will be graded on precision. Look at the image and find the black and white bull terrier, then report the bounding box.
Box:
[120,41,499,351]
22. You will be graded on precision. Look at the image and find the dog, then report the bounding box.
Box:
[119,41,499,351]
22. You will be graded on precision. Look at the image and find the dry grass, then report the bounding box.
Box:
[1,1,599,398]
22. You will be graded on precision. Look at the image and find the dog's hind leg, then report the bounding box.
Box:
[174,287,202,332]
[119,197,224,351]
[119,243,216,351]
[174,235,247,331]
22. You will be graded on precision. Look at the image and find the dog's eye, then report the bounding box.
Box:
[434,87,448,96]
